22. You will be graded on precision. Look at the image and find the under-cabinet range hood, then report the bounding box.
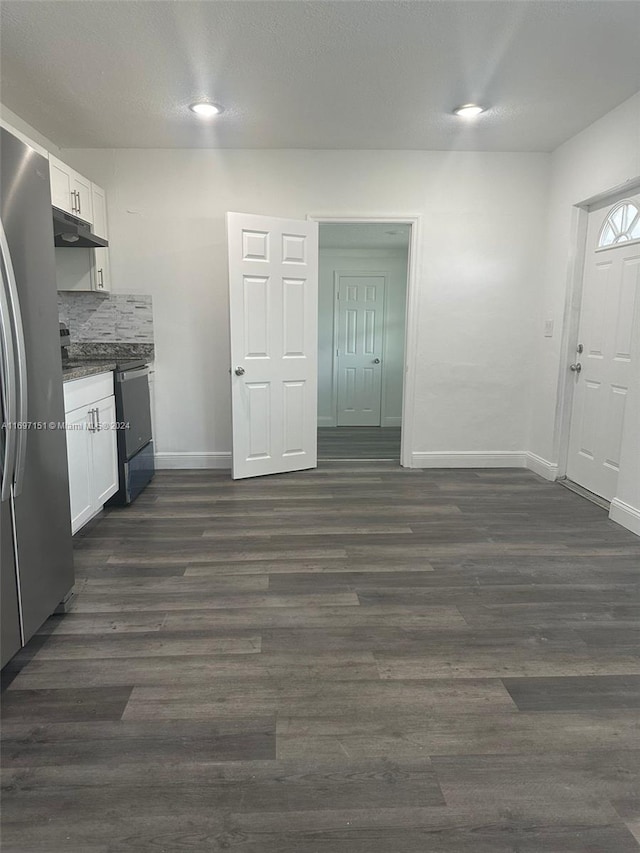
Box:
[52,206,109,249]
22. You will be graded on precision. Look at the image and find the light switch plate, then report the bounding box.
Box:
[544,319,554,338]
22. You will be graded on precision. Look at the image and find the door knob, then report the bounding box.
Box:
[235,366,245,376]
[373,358,381,364]
[569,362,582,373]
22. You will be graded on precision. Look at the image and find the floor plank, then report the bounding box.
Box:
[0,687,133,723]
[503,674,640,711]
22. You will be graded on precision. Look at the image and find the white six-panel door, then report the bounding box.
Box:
[227,212,318,479]
[567,195,640,501]
[336,273,386,426]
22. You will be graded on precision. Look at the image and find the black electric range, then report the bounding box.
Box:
[107,359,154,505]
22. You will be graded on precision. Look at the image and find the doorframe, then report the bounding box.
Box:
[308,215,422,467]
[332,269,389,427]
[554,178,640,481]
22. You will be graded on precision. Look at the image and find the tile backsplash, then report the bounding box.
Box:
[58,293,154,343]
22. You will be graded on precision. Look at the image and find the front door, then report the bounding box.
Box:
[566,195,640,501]
[336,273,386,426]
[227,212,319,480]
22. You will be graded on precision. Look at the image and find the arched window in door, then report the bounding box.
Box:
[598,200,640,248]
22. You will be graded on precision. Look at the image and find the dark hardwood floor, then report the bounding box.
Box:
[2,463,640,852]
[317,426,401,459]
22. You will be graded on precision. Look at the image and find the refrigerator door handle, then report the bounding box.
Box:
[0,220,28,498]
[0,223,18,502]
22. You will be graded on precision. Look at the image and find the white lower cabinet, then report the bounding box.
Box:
[64,373,119,534]
[65,405,95,532]
[91,396,119,506]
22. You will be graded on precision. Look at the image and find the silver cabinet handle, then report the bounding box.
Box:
[76,190,81,216]
[569,363,582,373]
[94,407,100,431]
[235,366,245,376]
[373,358,381,364]
[97,269,104,289]
[71,190,78,214]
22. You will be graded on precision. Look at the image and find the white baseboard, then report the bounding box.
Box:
[525,452,560,481]
[317,416,337,427]
[382,416,402,427]
[410,451,526,469]
[155,452,231,470]
[609,498,640,536]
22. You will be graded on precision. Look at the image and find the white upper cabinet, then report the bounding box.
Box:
[49,156,74,213]
[90,183,111,292]
[49,154,93,223]
[91,183,108,239]
[73,172,93,223]
[51,161,113,293]
[91,248,111,293]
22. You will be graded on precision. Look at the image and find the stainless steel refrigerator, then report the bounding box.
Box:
[1,127,74,668]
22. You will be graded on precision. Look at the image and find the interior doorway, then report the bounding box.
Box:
[316,222,411,461]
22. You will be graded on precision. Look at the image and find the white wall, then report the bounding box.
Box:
[318,247,408,426]
[7,93,638,529]
[528,91,640,532]
[60,147,549,468]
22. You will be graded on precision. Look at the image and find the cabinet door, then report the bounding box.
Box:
[91,184,108,239]
[92,247,111,292]
[72,173,93,224]
[65,407,94,534]
[92,396,119,506]
[49,155,74,214]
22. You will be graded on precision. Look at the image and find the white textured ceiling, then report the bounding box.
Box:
[1,1,639,151]
[319,223,411,250]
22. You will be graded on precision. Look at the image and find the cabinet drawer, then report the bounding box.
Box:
[64,372,114,414]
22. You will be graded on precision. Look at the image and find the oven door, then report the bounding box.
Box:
[115,367,152,460]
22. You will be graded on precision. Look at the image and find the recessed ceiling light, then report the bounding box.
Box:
[189,102,224,118]
[453,104,485,118]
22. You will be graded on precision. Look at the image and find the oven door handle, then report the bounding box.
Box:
[117,367,149,383]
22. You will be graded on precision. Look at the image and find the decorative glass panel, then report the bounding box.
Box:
[598,201,640,248]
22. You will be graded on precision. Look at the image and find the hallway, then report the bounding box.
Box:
[2,464,640,851]
[317,427,401,460]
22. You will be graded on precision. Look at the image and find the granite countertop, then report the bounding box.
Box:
[61,343,155,383]
[69,343,155,362]
[62,361,117,383]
